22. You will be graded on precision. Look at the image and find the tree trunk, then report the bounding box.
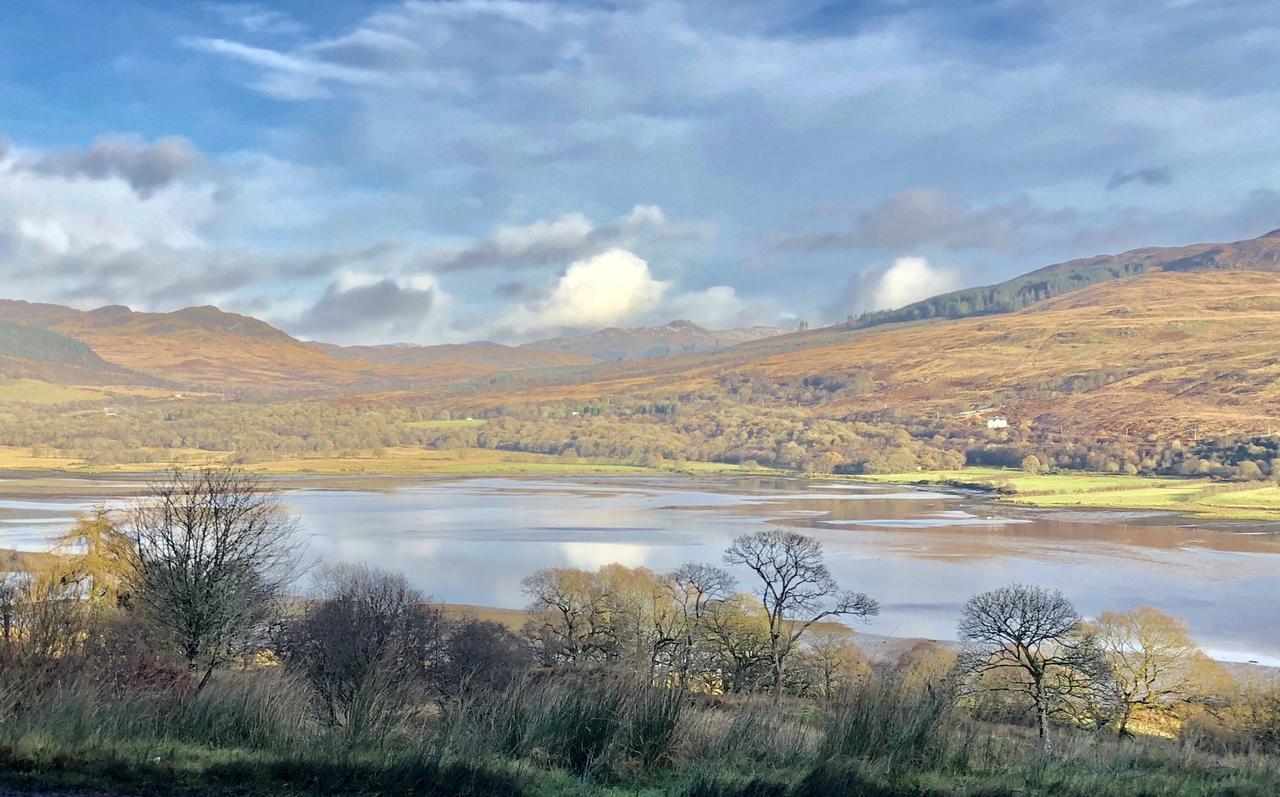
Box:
[196,664,215,692]
[1117,704,1133,737]
[1034,677,1051,751]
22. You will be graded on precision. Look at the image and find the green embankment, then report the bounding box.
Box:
[856,467,1280,521]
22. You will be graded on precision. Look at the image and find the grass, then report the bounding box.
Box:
[0,379,102,404]
[855,467,1280,521]
[249,448,654,476]
[1,669,1275,797]
[0,444,760,478]
[440,604,530,632]
[402,418,489,429]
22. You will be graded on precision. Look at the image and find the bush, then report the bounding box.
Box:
[452,669,682,780]
[820,675,965,771]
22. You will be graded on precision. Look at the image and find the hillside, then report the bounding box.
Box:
[519,319,788,362]
[0,301,524,394]
[311,340,593,370]
[0,319,150,386]
[424,270,1280,438]
[0,301,770,394]
[0,300,399,393]
[851,228,1280,329]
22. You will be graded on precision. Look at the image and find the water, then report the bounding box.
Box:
[3,474,1278,665]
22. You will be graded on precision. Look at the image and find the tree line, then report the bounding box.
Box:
[1,468,1274,755]
[3,382,1278,481]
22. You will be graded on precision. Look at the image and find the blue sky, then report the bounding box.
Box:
[2,0,1279,344]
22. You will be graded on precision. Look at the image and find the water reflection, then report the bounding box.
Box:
[2,474,1278,664]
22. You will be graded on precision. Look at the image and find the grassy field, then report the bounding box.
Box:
[401,418,488,429]
[0,378,102,404]
[855,467,1280,521]
[0,444,756,478]
[0,668,1275,797]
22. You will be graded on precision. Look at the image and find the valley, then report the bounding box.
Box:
[3,232,1280,525]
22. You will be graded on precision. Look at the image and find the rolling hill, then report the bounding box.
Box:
[0,300,791,395]
[2,229,1279,432]
[310,341,594,371]
[0,301,639,394]
[851,228,1280,329]
[519,320,789,362]
[0,318,151,386]
[0,301,405,393]
[420,269,1280,438]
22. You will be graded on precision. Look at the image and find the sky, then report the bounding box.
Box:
[2,0,1279,345]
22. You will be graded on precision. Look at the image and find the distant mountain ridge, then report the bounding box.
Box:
[315,320,790,368]
[852,228,1280,329]
[2,228,1278,402]
[520,319,790,362]
[310,340,594,370]
[0,299,786,394]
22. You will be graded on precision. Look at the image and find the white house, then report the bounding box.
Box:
[986,416,1008,429]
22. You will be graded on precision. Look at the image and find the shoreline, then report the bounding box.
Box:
[4,468,1278,668]
[849,469,1280,531]
[5,454,1280,526]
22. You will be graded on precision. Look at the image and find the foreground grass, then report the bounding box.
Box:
[856,467,1280,521]
[0,671,1275,797]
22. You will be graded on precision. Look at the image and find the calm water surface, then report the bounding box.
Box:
[3,474,1278,664]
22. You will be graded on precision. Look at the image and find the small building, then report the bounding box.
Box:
[986,416,1008,429]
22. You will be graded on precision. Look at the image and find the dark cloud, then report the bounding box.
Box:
[293,278,434,339]
[777,189,1071,254]
[493,281,531,298]
[1107,166,1174,190]
[27,136,203,198]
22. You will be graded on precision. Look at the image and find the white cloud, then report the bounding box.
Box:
[663,285,764,329]
[624,204,667,228]
[0,143,215,254]
[864,256,958,312]
[210,3,306,37]
[423,204,676,272]
[493,213,593,256]
[506,248,667,334]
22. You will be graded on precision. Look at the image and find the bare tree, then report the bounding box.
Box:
[724,529,879,698]
[667,563,736,681]
[436,618,531,699]
[794,624,869,701]
[521,567,613,664]
[0,555,22,646]
[122,468,302,689]
[279,564,443,729]
[700,594,773,693]
[1093,606,1227,736]
[958,583,1108,748]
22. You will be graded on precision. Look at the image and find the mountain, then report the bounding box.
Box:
[3,229,1277,411]
[519,320,789,362]
[428,268,1280,438]
[0,299,785,394]
[0,300,393,393]
[0,301,596,395]
[851,228,1280,330]
[0,319,148,385]
[311,341,594,371]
